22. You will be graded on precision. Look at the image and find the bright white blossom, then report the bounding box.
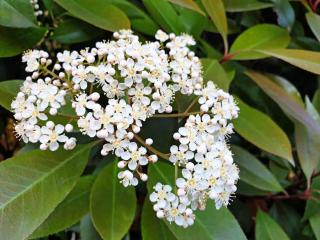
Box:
[12,29,239,228]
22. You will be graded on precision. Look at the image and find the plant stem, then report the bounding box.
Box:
[152,111,203,118]
[133,133,170,160]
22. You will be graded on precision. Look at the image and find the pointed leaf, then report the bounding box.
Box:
[202,58,231,90]
[259,49,320,74]
[232,145,283,192]
[0,144,92,240]
[233,98,293,164]
[90,161,137,240]
[230,24,290,60]
[255,210,290,240]
[223,0,273,12]
[306,12,320,42]
[168,0,205,15]
[201,0,228,47]
[54,0,130,32]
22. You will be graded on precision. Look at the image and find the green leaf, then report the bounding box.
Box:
[80,214,102,240]
[255,210,290,240]
[271,0,295,30]
[310,213,320,240]
[168,0,205,15]
[233,98,293,164]
[143,0,184,34]
[313,89,320,113]
[0,80,23,110]
[141,200,176,240]
[0,144,92,240]
[259,49,320,75]
[0,0,37,28]
[201,0,228,48]
[148,162,247,240]
[230,24,290,60]
[109,0,158,35]
[223,0,273,12]
[306,12,320,42]
[54,0,130,32]
[52,18,104,44]
[232,145,283,192]
[202,58,231,91]
[237,181,270,196]
[90,160,137,240]
[0,27,47,57]
[31,176,95,238]
[294,122,320,183]
[245,70,320,135]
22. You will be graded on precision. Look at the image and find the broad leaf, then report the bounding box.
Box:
[306,12,320,42]
[233,98,293,164]
[54,0,130,32]
[201,0,228,48]
[232,145,283,192]
[230,24,290,60]
[223,0,273,12]
[90,161,137,240]
[143,0,185,34]
[0,144,92,240]
[31,176,95,238]
[168,0,205,15]
[271,0,295,29]
[148,162,247,240]
[80,214,102,240]
[259,49,320,75]
[52,18,104,44]
[310,214,320,240]
[0,0,37,28]
[141,200,176,240]
[0,80,23,110]
[0,27,47,57]
[255,210,290,240]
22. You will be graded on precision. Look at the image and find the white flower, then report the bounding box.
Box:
[39,123,67,151]
[120,142,148,170]
[118,170,138,187]
[155,29,169,42]
[169,145,194,165]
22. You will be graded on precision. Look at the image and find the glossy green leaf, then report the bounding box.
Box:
[233,98,293,164]
[108,0,158,35]
[141,200,176,240]
[168,0,205,15]
[202,58,231,90]
[223,0,273,12]
[310,213,320,240]
[245,70,320,135]
[0,27,47,57]
[143,0,184,34]
[54,0,130,32]
[0,144,92,240]
[255,210,290,240]
[90,161,137,240]
[52,18,104,44]
[306,12,320,42]
[230,24,290,60]
[237,181,270,196]
[259,49,320,75]
[0,0,37,28]
[148,162,247,240]
[31,176,95,238]
[201,0,228,47]
[0,80,23,110]
[232,145,283,192]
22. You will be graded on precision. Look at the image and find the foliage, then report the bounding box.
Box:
[0,0,319,239]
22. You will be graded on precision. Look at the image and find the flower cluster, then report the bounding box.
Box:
[150,83,239,227]
[12,29,239,228]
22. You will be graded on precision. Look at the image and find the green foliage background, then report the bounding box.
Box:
[0,0,320,239]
